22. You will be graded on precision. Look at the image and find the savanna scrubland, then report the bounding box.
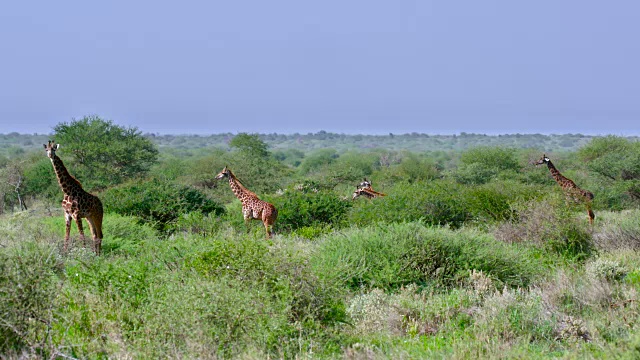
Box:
[2,117,640,359]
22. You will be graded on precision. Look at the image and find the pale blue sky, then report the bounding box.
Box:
[1,1,638,135]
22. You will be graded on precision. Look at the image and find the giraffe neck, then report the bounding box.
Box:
[546,160,571,186]
[51,155,83,194]
[227,173,255,203]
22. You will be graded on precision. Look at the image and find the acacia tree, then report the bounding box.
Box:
[578,136,640,204]
[229,133,269,158]
[225,133,290,194]
[52,115,159,189]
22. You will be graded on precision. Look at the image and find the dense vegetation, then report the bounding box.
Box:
[2,118,640,358]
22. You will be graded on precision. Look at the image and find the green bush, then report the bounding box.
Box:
[269,190,352,232]
[169,211,223,237]
[464,180,541,223]
[182,237,347,356]
[593,209,640,251]
[22,157,60,203]
[454,146,520,185]
[312,222,539,291]
[101,214,158,255]
[495,197,595,262]
[347,180,470,228]
[298,149,338,174]
[0,243,60,357]
[101,178,224,233]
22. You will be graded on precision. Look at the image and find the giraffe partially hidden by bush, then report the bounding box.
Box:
[536,154,595,225]
[215,166,278,238]
[352,178,387,200]
[44,141,104,254]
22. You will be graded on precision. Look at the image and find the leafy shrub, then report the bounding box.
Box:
[463,180,540,223]
[333,151,380,178]
[290,225,332,240]
[269,190,351,232]
[453,162,498,185]
[474,287,556,344]
[585,258,627,281]
[101,213,158,255]
[494,197,595,261]
[454,146,520,185]
[101,178,224,233]
[347,289,401,335]
[298,149,338,174]
[66,258,156,312]
[593,209,640,251]
[347,180,470,228]
[312,222,539,291]
[0,243,59,357]
[183,236,347,355]
[348,179,537,228]
[169,211,223,237]
[22,157,60,203]
[578,136,640,208]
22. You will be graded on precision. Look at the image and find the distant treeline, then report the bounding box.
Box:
[1,131,638,158]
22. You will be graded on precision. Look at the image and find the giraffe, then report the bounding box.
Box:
[215,166,278,238]
[536,153,595,225]
[352,178,387,200]
[44,141,104,254]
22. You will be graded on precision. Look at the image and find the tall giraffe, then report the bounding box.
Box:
[215,166,278,238]
[44,141,104,254]
[536,154,595,225]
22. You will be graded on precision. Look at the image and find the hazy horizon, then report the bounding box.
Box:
[3,127,636,138]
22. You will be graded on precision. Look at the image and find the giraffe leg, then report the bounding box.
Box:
[75,216,86,249]
[264,221,271,239]
[243,209,252,234]
[86,216,102,255]
[64,212,72,253]
[263,210,276,239]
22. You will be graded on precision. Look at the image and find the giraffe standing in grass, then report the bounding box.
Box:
[536,154,595,225]
[215,166,278,238]
[44,141,104,254]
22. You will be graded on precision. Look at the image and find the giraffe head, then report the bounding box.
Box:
[43,140,60,159]
[535,154,550,166]
[358,178,372,189]
[215,166,232,180]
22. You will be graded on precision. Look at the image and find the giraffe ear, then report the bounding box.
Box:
[43,144,47,149]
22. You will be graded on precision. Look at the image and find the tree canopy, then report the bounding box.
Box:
[229,133,269,158]
[53,115,158,189]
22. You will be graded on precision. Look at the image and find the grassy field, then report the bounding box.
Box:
[2,203,640,359]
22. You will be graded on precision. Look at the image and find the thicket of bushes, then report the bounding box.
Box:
[101,178,224,233]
